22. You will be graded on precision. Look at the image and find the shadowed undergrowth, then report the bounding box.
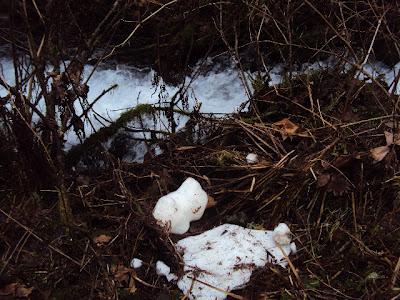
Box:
[1,0,400,299]
[1,68,400,299]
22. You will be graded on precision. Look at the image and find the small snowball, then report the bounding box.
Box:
[130,258,143,269]
[152,177,208,234]
[156,261,178,282]
[246,153,259,164]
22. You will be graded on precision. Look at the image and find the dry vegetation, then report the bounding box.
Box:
[1,0,400,299]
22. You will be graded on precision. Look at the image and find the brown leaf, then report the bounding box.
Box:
[385,121,398,128]
[76,175,90,186]
[327,173,351,196]
[321,160,330,169]
[67,61,83,85]
[342,107,359,122]
[52,74,67,101]
[331,155,353,168]
[370,145,390,162]
[93,234,112,246]
[206,195,216,208]
[15,285,33,298]
[128,276,137,294]
[317,173,331,187]
[113,264,131,283]
[0,283,33,298]
[112,264,137,294]
[385,131,400,146]
[273,118,299,139]
[385,131,394,145]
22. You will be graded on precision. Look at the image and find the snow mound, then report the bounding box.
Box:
[176,223,296,300]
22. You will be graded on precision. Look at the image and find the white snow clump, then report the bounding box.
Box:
[175,223,296,300]
[130,258,143,269]
[152,177,208,234]
[156,261,178,282]
[246,153,259,164]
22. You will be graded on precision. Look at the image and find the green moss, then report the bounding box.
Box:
[304,277,321,290]
[180,24,195,45]
[247,222,265,230]
[66,104,193,166]
[332,143,348,156]
[240,116,259,124]
[216,150,236,166]
[66,104,155,166]
[251,74,266,95]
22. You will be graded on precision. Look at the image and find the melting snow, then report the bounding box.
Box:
[175,223,296,300]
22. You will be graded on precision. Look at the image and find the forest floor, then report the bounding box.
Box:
[2,66,400,299]
[1,1,400,299]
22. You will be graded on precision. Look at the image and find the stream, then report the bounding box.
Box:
[1,54,400,162]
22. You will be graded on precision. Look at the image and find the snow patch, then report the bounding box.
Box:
[176,223,296,300]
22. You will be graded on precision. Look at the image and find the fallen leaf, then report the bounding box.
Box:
[76,175,90,186]
[15,285,33,298]
[93,234,112,246]
[113,264,131,283]
[317,173,331,187]
[327,173,352,196]
[321,160,330,169]
[112,263,137,294]
[273,118,299,139]
[385,121,398,128]
[342,107,359,122]
[385,131,400,146]
[331,155,353,168]
[206,195,216,208]
[370,145,390,162]
[128,276,137,294]
[0,283,33,298]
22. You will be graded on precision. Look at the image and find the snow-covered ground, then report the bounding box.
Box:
[156,223,297,300]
